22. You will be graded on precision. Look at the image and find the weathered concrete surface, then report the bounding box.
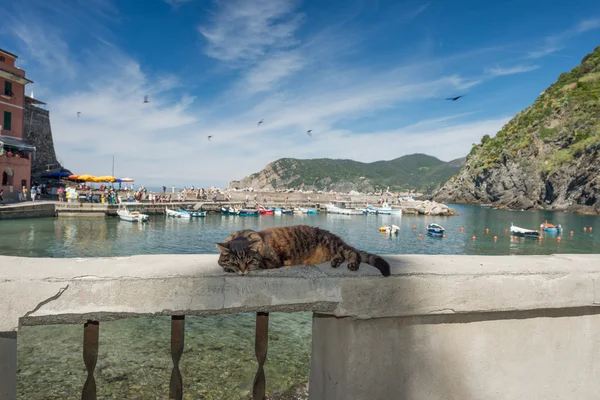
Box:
[0,202,55,220]
[2,254,600,331]
[309,312,600,400]
[0,332,16,400]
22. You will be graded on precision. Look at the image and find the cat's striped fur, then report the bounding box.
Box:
[216,225,390,277]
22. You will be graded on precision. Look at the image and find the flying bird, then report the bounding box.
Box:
[307,130,312,137]
[77,112,81,117]
[207,135,212,142]
[257,119,264,126]
[143,95,149,103]
[445,95,465,101]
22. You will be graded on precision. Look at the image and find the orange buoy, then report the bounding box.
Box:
[418,233,423,238]
[590,227,593,232]
[413,225,417,230]
[505,229,508,233]
[570,231,574,236]
[485,228,489,234]
[472,236,476,240]
[442,234,446,238]
[513,236,518,242]
[584,227,587,232]
[493,236,497,242]
[460,227,464,232]
[557,236,562,242]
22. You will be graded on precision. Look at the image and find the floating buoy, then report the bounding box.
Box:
[505,229,508,233]
[590,227,593,232]
[493,236,497,242]
[413,225,417,230]
[485,228,489,234]
[460,227,464,232]
[472,236,476,240]
[442,234,447,238]
[584,227,587,232]
[557,236,562,242]
[418,233,423,238]
[379,226,387,232]
[513,236,518,242]
[570,231,574,236]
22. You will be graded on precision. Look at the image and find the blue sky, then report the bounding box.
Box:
[1,0,599,188]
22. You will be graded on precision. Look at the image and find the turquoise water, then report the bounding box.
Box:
[4,205,600,399]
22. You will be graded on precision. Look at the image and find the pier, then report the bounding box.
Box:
[1,254,600,399]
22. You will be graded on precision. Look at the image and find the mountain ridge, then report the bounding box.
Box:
[228,153,465,193]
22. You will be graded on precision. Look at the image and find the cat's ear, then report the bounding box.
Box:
[248,240,261,251]
[216,242,230,254]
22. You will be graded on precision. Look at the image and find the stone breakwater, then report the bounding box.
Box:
[409,200,457,216]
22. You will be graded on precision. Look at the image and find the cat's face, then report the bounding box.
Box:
[216,240,262,275]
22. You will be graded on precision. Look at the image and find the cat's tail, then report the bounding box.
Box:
[358,251,391,277]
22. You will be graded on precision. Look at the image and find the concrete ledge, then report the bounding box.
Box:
[1,254,600,331]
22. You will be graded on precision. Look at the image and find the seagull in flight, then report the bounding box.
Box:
[77,112,81,117]
[445,95,465,101]
[207,135,212,142]
[307,130,312,137]
[143,95,149,103]
[257,119,264,126]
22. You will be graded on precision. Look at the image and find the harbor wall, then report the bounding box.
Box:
[1,254,600,399]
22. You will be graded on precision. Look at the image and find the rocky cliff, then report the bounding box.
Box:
[435,46,600,214]
[228,154,465,193]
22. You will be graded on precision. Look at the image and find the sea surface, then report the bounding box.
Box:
[2,204,599,399]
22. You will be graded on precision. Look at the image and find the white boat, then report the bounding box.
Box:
[326,202,364,215]
[117,205,149,222]
[510,223,540,238]
[366,203,403,216]
[379,224,400,234]
[165,208,191,219]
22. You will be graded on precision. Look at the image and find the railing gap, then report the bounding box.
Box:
[82,320,99,400]
[253,312,270,400]
[169,315,185,400]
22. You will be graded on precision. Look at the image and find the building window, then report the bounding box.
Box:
[2,171,13,186]
[21,179,27,188]
[0,56,5,63]
[3,111,11,131]
[4,81,12,96]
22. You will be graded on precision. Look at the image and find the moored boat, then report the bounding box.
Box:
[540,221,562,233]
[326,202,364,215]
[117,205,149,222]
[179,209,207,217]
[366,203,402,216]
[427,223,445,237]
[238,209,259,216]
[256,205,274,215]
[379,224,400,234]
[166,208,191,219]
[510,223,540,238]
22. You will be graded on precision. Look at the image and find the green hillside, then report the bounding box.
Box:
[228,154,465,193]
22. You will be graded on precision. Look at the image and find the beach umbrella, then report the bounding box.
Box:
[42,171,71,178]
[97,176,117,183]
[68,175,79,180]
[120,178,135,182]
[77,174,95,182]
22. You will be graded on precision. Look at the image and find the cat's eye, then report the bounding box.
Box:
[224,268,235,273]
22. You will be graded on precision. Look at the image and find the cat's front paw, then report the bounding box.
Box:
[347,261,360,271]
[330,257,343,268]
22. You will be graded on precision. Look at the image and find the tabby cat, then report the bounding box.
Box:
[216,225,390,277]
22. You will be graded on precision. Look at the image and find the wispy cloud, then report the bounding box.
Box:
[485,64,539,77]
[528,17,600,59]
[199,0,304,63]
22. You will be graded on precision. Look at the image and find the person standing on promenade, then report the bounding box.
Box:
[30,185,37,201]
[0,188,4,204]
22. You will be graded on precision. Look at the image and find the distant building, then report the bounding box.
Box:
[0,48,35,195]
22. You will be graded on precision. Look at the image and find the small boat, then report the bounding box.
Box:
[299,207,318,215]
[273,208,283,215]
[179,209,206,217]
[292,208,303,215]
[540,221,562,233]
[326,202,364,215]
[238,209,259,216]
[166,208,191,219]
[510,223,540,238]
[281,208,292,215]
[117,205,149,222]
[221,206,238,215]
[427,223,445,237]
[379,224,400,234]
[366,204,402,216]
[256,205,274,215]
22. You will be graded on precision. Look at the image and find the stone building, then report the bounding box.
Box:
[23,96,62,178]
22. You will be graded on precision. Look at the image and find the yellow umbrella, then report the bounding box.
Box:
[97,176,117,183]
[77,174,95,181]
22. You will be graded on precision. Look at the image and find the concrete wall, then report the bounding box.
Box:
[1,254,600,400]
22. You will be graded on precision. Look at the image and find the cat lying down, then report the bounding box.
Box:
[216,225,390,277]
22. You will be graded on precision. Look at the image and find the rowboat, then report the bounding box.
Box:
[326,202,364,215]
[221,207,237,215]
[366,204,402,216]
[117,205,149,222]
[427,223,445,237]
[379,224,400,234]
[256,205,274,215]
[299,207,318,215]
[540,221,562,233]
[510,224,540,238]
[238,209,259,216]
[166,208,191,219]
[179,209,206,217]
